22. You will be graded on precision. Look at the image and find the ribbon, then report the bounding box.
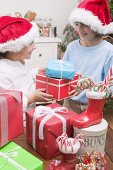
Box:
[0,146,27,170]
[32,106,68,149]
[54,60,73,79]
[0,90,22,146]
[0,90,22,103]
[59,60,63,79]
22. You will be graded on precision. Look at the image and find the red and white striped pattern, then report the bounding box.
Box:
[103,66,113,85]
[56,133,85,154]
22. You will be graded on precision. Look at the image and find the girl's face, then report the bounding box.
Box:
[20,41,36,60]
[74,22,98,41]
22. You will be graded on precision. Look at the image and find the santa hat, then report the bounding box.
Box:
[69,0,113,35]
[0,16,39,53]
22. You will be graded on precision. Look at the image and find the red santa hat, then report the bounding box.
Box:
[0,16,39,53]
[69,0,113,35]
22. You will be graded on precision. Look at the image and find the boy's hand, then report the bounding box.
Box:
[69,85,81,97]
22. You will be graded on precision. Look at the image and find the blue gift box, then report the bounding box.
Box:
[46,60,75,80]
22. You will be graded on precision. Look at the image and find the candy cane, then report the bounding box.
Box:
[76,76,97,91]
[103,66,113,85]
[75,133,85,148]
[56,133,68,148]
[108,76,113,87]
[56,133,85,154]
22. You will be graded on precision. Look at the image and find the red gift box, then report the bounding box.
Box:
[36,74,78,100]
[26,103,77,160]
[0,90,24,147]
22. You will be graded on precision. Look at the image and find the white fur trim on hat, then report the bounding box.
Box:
[0,22,39,53]
[86,90,106,99]
[69,8,113,35]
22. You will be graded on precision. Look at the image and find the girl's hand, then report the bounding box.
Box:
[38,66,47,74]
[35,88,54,102]
[28,88,54,105]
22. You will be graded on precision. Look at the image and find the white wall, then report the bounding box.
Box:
[0,0,78,38]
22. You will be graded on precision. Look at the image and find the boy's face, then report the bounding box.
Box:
[74,22,98,41]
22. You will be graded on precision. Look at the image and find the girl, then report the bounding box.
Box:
[0,16,53,112]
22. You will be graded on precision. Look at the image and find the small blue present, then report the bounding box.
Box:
[46,60,75,80]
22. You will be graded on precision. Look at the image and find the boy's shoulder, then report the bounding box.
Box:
[103,40,113,50]
[67,39,79,48]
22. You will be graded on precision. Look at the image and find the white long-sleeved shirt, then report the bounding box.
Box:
[0,59,38,111]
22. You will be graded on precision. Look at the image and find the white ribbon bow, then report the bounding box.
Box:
[32,106,68,149]
[0,146,26,170]
[55,60,72,78]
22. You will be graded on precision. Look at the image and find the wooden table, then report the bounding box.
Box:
[13,126,113,170]
[104,126,113,170]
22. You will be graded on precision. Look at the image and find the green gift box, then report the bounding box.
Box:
[0,142,43,170]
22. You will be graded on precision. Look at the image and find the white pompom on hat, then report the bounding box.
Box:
[0,16,39,53]
[69,0,113,35]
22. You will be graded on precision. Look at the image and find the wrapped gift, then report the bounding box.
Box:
[0,142,43,170]
[26,103,76,160]
[36,73,78,100]
[0,90,24,147]
[46,59,75,80]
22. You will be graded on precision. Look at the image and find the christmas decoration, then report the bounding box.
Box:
[69,0,113,35]
[76,151,108,170]
[60,24,79,53]
[70,67,113,128]
[0,16,39,53]
[48,146,108,170]
[71,90,106,128]
[109,0,113,21]
[48,133,85,170]
[15,11,37,22]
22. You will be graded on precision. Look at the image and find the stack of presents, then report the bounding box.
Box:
[0,59,113,170]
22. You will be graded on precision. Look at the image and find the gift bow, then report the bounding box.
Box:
[56,60,70,78]
[32,106,68,149]
[0,90,22,147]
[0,146,27,170]
[54,60,73,79]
